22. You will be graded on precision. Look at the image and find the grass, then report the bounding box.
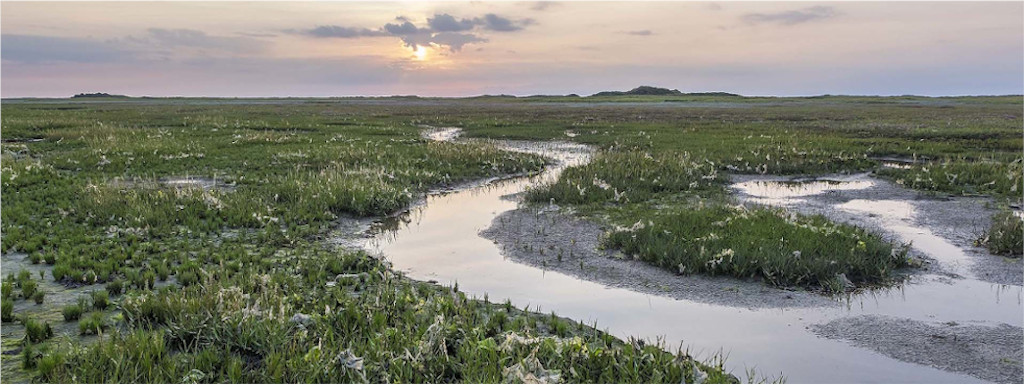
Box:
[978,211,1023,257]
[604,204,910,292]
[525,151,721,205]
[1,99,739,383]
[62,301,86,322]
[24,318,54,343]
[36,246,733,383]
[523,150,915,292]
[90,290,110,310]
[2,299,13,322]
[78,312,107,336]
[1,96,1019,382]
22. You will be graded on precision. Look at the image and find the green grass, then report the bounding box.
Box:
[526,151,721,205]
[1,100,739,383]
[604,205,910,292]
[36,247,733,383]
[1,299,13,322]
[78,312,107,336]
[2,96,1020,382]
[24,319,53,343]
[978,211,1023,257]
[61,302,85,322]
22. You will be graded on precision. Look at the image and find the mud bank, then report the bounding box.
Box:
[730,173,1022,286]
[480,206,836,309]
[812,315,1023,383]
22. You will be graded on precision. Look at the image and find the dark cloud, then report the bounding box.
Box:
[427,14,476,32]
[293,13,528,53]
[742,6,839,26]
[383,20,426,35]
[476,14,523,32]
[430,32,487,52]
[625,30,654,36]
[1,34,131,63]
[304,25,385,38]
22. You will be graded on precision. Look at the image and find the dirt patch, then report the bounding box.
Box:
[812,315,1023,383]
[479,206,837,309]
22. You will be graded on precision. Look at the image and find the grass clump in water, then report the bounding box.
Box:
[977,211,1023,257]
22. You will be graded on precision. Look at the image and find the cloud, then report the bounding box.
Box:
[742,6,839,25]
[142,28,266,53]
[430,32,488,52]
[427,14,476,32]
[383,20,427,35]
[1,34,132,63]
[3,29,267,65]
[303,25,385,38]
[624,30,654,36]
[236,32,278,38]
[529,2,559,12]
[293,13,529,52]
[476,14,524,32]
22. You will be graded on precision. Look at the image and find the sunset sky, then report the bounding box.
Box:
[2,1,1022,97]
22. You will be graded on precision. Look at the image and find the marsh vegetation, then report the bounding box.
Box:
[1,95,1020,382]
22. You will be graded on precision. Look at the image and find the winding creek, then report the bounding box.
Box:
[363,128,1022,383]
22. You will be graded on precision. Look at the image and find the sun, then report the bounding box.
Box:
[413,46,428,61]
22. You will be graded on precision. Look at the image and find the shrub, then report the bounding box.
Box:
[1,299,13,322]
[979,211,1023,256]
[22,343,39,369]
[1,281,12,299]
[156,263,170,281]
[178,271,199,287]
[32,291,45,304]
[51,264,71,282]
[62,303,84,322]
[37,352,64,378]
[24,318,54,343]
[91,290,110,310]
[143,271,156,289]
[106,279,124,295]
[20,279,37,299]
[78,313,106,335]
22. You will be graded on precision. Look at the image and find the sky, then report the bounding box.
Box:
[2,1,1022,97]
